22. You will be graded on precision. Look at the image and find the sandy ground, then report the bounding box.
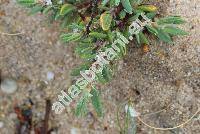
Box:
[0,0,199,133]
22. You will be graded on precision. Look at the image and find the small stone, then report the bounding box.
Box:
[70,128,80,134]
[9,113,17,120]
[30,130,35,134]
[0,121,4,128]
[187,72,191,76]
[50,131,57,134]
[47,71,55,81]
[1,78,17,94]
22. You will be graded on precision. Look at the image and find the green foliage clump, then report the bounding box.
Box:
[17,0,188,117]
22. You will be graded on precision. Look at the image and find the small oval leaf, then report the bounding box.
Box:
[121,0,133,14]
[60,4,76,16]
[137,5,157,12]
[100,12,112,31]
[89,32,107,39]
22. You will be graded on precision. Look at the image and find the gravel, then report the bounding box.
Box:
[0,78,17,94]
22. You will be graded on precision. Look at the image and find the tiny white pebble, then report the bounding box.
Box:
[1,78,17,94]
[47,71,54,81]
[70,128,79,134]
[9,113,17,120]
[50,131,57,134]
[35,94,41,99]
[0,121,4,128]
[187,72,191,76]
[44,81,48,85]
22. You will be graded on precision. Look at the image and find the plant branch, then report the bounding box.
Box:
[43,99,51,134]
[85,0,98,34]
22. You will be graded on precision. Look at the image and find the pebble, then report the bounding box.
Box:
[9,113,17,120]
[70,128,80,134]
[50,131,57,134]
[47,71,55,81]
[0,78,17,94]
[0,121,4,128]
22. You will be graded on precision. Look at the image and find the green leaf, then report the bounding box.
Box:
[157,16,186,25]
[107,30,114,43]
[131,0,143,5]
[17,0,36,7]
[96,65,113,83]
[81,54,96,60]
[156,28,172,43]
[81,37,93,43]
[29,5,43,15]
[163,26,188,35]
[96,73,107,83]
[89,32,107,39]
[146,25,158,36]
[119,10,127,19]
[61,13,80,28]
[109,0,116,7]
[43,6,53,15]
[60,16,70,28]
[128,13,140,23]
[146,12,156,19]
[68,23,84,31]
[78,43,92,50]
[91,87,103,117]
[60,33,82,43]
[137,5,157,12]
[75,39,94,57]
[101,0,109,6]
[138,32,149,45]
[48,10,56,23]
[118,42,127,56]
[100,12,112,31]
[115,0,120,6]
[75,46,94,58]
[60,4,76,16]
[75,92,91,117]
[121,0,133,14]
[102,66,112,82]
[55,10,63,20]
[136,34,140,45]
[71,62,91,76]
